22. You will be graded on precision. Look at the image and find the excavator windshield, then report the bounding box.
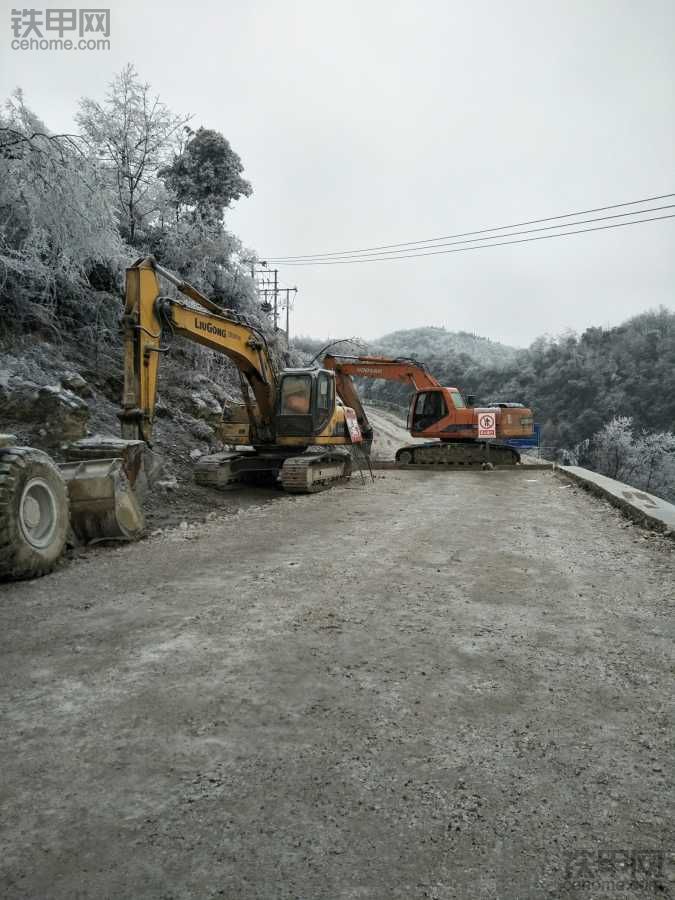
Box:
[410,390,448,431]
[280,374,312,415]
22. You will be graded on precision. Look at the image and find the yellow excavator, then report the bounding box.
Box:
[119,256,362,490]
[0,257,363,581]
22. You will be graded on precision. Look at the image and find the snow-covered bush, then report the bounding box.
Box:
[575,416,675,502]
[0,90,123,333]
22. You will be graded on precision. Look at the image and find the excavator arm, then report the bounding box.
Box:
[323,354,441,390]
[323,354,441,443]
[120,257,277,445]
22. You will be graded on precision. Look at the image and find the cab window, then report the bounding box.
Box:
[415,391,446,419]
[317,372,333,412]
[412,390,448,429]
[280,374,311,415]
[450,391,466,409]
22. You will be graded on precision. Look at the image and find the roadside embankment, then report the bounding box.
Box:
[558,464,675,536]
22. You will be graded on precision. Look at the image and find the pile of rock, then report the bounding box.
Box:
[0,369,93,447]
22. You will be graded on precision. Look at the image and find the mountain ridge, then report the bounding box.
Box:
[371,325,519,368]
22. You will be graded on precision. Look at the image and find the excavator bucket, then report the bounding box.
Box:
[65,436,163,498]
[58,458,144,544]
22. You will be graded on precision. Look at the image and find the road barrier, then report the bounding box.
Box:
[556,465,675,536]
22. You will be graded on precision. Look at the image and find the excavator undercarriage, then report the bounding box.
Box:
[395,441,520,468]
[277,449,353,493]
[193,447,353,493]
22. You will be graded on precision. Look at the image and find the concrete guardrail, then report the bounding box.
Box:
[556,464,675,536]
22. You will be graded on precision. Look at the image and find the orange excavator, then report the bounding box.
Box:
[324,354,534,466]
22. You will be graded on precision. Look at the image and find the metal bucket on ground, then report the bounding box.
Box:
[59,458,144,543]
[65,435,164,498]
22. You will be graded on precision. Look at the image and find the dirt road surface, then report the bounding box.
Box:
[365,406,425,461]
[0,470,672,899]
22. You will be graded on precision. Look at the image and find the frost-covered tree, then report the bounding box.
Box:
[0,90,122,328]
[574,416,675,502]
[634,430,675,493]
[586,416,637,480]
[0,75,264,377]
[150,125,256,316]
[77,64,191,243]
[150,213,255,310]
[160,127,252,221]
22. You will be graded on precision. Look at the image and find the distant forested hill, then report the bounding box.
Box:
[372,326,518,367]
[477,308,675,447]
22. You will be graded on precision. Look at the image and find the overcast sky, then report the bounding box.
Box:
[2,0,673,346]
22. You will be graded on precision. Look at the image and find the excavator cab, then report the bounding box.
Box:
[408,387,467,434]
[276,368,336,437]
[408,389,448,433]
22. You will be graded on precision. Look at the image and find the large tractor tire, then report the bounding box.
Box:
[0,447,70,581]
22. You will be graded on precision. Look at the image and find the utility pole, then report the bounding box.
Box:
[280,287,297,342]
[248,263,296,341]
[273,268,278,332]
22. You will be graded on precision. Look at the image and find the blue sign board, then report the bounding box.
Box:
[501,423,541,449]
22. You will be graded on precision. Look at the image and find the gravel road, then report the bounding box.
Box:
[0,469,672,899]
[365,406,426,461]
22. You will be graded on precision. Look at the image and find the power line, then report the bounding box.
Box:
[270,205,675,264]
[265,192,675,261]
[274,213,675,266]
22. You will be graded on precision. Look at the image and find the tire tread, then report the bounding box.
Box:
[0,447,69,581]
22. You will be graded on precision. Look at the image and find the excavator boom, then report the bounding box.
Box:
[121,257,277,446]
[324,354,441,389]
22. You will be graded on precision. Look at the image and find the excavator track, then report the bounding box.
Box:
[194,451,284,489]
[195,449,353,493]
[194,452,246,489]
[395,441,520,467]
[280,450,352,494]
